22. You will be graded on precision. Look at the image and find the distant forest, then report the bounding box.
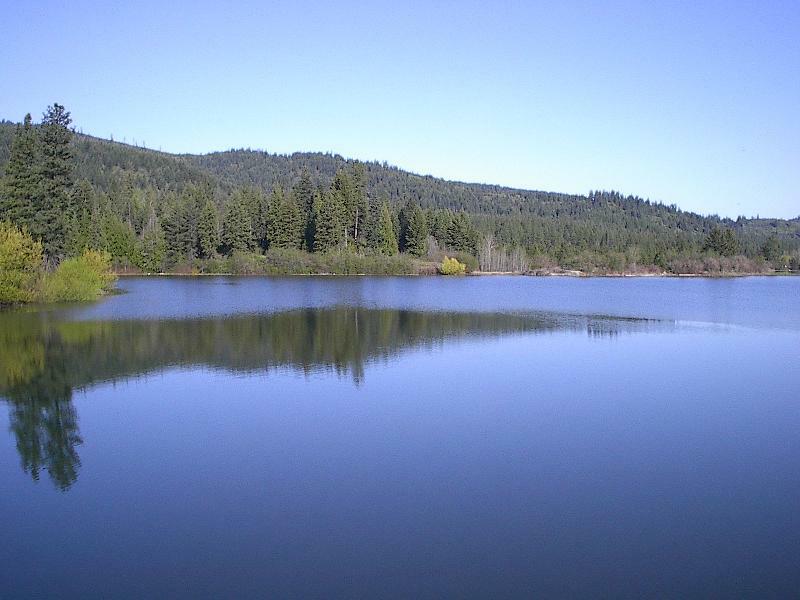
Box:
[1,105,798,275]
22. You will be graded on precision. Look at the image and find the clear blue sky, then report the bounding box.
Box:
[2,0,798,218]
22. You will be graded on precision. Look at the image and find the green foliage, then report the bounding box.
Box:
[2,111,800,274]
[197,199,220,258]
[313,190,345,252]
[439,256,467,275]
[199,249,420,275]
[399,200,428,256]
[449,251,478,273]
[101,213,136,261]
[446,212,477,253]
[375,201,398,255]
[65,179,102,255]
[761,235,782,264]
[40,250,116,302]
[265,185,302,249]
[222,190,255,252]
[294,169,315,250]
[427,208,452,245]
[37,104,74,258]
[134,223,166,272]
[0,221,43,304]
[704,226,739,257]
[1,115,40,232]
[330,167,368,248]
[161,187,202,262]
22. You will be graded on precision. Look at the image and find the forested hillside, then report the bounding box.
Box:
[1,109,798,276]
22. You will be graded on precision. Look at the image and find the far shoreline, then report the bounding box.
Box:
[113,269,797,279]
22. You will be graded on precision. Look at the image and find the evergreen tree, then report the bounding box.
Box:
[243,187,267,249]
[331,170,353,246]
[198,199,220,258]
[160,193,181,262]
[364,196,382,250]
[399,200,428,256]
[293,169,315,249]
[37,103,74,258]
[222,190,254,252]
[704,226,739,256]
[280,192,302,249]
[761,235,782,264]
[65,179,97,255]
[313,190,345,252]
[135,220,166,272]
[265,186,301,249]
[101,213,136,261]
[376,201,398,255]
[349,163,368,246]
[428,209,452,246]
[264,185,283,248]
[446,212,477,253]
[1,114,40,232]
[161,190,200,262]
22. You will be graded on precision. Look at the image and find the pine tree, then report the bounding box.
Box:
[428,209,452,246]
[135,219,166,273]
[399,200,428,256]
[761,235,782,264]
[1,114,40,232]
[198,199,220,258]
[376,201,398,255]
[364,196,381,250]
[160,193,181,262]
[704,226,739,256]
[446,212,477,253]
[280,193,302,249]
[37,103,74,258]
[222,190,254,253]
[331,170,353,246]
[264,186,301,249]
[65,179,96,255]
[313,190,345,252]
[101,213,136,261]
[350,163,368,247]
[176,189,200,259]
[264,186,283,248]
[243,187,267,249]
[293,169,315,249]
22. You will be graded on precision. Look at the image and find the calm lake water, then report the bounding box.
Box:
[1,276,798,598]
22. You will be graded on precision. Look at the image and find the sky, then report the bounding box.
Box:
[1,0,798,218]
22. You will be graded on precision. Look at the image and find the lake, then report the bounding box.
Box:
[1,276,798,598]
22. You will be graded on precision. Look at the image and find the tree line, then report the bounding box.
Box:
[1,105,798,274]
[0,105,479,273]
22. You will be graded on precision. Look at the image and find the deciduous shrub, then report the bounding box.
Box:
[439,256,466,275]
[41,250,117,302]
[0,222,43,304]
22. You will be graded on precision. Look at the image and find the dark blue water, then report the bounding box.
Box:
[1,276,798,598]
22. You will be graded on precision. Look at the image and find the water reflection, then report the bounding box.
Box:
[0,307,667,490]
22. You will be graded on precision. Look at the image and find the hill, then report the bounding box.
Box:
[1,117,798,274]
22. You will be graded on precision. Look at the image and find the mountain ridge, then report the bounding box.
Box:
[1,119,798,268]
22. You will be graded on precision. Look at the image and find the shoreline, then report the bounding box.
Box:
[113,270,796,278]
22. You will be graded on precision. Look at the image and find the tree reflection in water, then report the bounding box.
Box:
[0,307,665,490]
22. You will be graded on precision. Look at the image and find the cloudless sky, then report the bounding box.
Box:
[2,0,798,218]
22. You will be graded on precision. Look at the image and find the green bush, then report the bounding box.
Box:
[439,256,466,275]
[40,250,117,302]
[0,221,43,304]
